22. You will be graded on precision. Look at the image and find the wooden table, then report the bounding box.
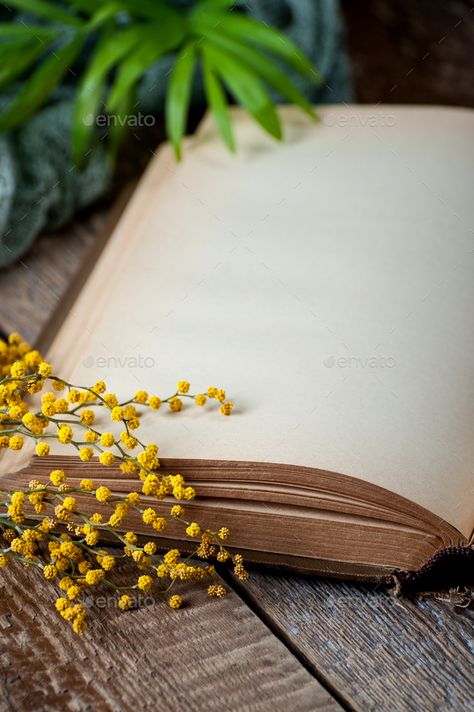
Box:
[1,3,473,708]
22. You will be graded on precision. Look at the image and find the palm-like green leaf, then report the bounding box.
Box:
[107,20,186,113]
[85,3,129,32]
[201,29,315,118]
[0,23,59,39]
[0,0,320,160]
[204,14,319,80]
[108,86,135,163]
[202,42,282,141]
[166,42,197,160]
[0,40,47,90]
[106,42,161,113]
[72,28,142,164]
[5,0,81,25]
[113,0,182,22]
[67,0,98,11]
[0,33,84,130]
[202,53,235,152]
[190,0,236,20]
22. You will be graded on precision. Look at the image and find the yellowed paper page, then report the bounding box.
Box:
[47,105,474,538]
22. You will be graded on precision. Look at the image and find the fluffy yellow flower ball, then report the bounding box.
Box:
[8,435,24,451]
[92,381,106,394]
[118,594,133,611]
[10,361,26,378]
[80,409,95,426]
[57,425,73,444]
[37,361,52,378]
[79,447,94,462]
[220,401,234,416]
[95,486,112,502]
[49,469,66,486]
[148,396,161,410]
[185,522,201,538]
[35,442,50,457]
[137,575,153,592]
[99,451,115,467]
[99,432,115,447]
[169,594,182,609]
[169,397,182,412]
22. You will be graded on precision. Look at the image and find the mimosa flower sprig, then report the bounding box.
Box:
[0,333,246,633]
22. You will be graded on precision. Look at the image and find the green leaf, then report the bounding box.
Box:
[106,21,186,113]
[165,42,197,160]
[73,27,142,163]
[108,86,135,164]
[67,0,100,13]
[212,14,319,80]
[0,33,84,131]
[202,53,235,152]
[201,28,315,118]
[5,0,81,25]
[190,0,235,21]
[202,41,282,141]
[0,23,59,39]
[114,0,183,22]
[0,40,47,90]
[86,3,128,31]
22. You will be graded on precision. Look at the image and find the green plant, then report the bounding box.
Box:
[0,0,320,161]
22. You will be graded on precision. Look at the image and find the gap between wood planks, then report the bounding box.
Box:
[222,568,359,712]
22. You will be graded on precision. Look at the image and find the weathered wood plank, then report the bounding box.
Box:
[0,558,339,712]
[341,0,474,108]
[233,572,474,712]
[0,213,104,345]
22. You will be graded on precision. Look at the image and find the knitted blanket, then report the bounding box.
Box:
[0,0,353,268]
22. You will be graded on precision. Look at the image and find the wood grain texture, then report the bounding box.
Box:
[0,212,105,344]
[235,571,474,712]
[341,0,474,107]
[0,557,339,712]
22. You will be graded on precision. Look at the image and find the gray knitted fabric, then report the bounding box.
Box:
[0,0,352,268]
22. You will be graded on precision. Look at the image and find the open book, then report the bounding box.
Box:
[2,105,473,581]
